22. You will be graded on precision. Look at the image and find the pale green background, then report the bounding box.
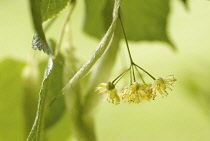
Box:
[0,0,210,141]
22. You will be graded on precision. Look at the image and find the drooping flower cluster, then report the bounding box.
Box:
[96,14,177,105]
[96,75,176,104]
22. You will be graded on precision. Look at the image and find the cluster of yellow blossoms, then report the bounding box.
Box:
[96,75,176,105]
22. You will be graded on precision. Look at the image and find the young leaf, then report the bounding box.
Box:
[84,0,175,49]
[41,0,71,22]
[27,54,66,141]
[29,0,52,54]
[59,0,122,96]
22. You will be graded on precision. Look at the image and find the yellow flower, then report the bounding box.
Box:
[121,82,157,103]
[121,82,141,103]
[151,75,176,96]
[138,83,156,101]
[96,82,120,105]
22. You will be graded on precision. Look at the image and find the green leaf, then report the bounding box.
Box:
[84,0,175,49]
[41,0,71,22]
[29,0,52,54]
[83,0,114,39]
[0,59,25,141]
[27,54,66,141]
[59,0,122,96]
[32,32,52,54]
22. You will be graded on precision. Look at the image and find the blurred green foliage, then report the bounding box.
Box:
[84,0,175,48]
[1,0,210,141]
[0,59,25,141]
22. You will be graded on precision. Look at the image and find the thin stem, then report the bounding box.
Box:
[113,70,128,85]
[43,17,57,32]
[134,64,156,80]
[112,68,130,84]
[119,10,134,64]
[54,0,76,57]
[131,65,136,82]
[129,65,132,84]
[134,65,145,83]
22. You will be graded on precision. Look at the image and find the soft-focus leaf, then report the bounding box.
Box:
[46,112,71,141]
[184,72,210,115]
[84,0,175,48]
[29,0,52,54]
[181,0,188,9]
[41,0,71,22]
[84,0,114,39]
[182,0,187,5]
[27,54,66,141]
[121,0,172,43]
[0,59,25,141]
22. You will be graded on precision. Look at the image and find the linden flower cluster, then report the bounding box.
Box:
[96,75,176,105]
[96,14,177,105]
[121,83,155,103]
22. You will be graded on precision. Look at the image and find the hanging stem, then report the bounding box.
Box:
[134,65,145,83]
[54,0,76,57]
[134,63,155,80]
[119,10,138,83]
[119,10,134,64]
[131,65,136,82]
[129,65,132,84]
[113,70,128,85]
[112,68,130,84]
